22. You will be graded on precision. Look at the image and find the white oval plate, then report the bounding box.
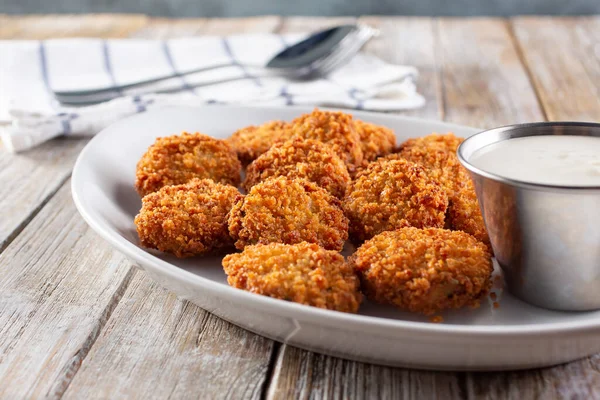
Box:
[72,106,600,371]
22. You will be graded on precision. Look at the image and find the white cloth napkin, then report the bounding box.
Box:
[0,34,425,153]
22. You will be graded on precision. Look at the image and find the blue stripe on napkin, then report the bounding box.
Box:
[39,42,51,92]
[39,41,61,111]
[57,112,78,134]
[162,41,196,95]
[348,87,365,110]
[102,41,123,96]
[132,95,155,113]
[221,37,262,87]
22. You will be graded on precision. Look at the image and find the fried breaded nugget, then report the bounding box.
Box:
[243,137,350,199]
[354,133,464,179]
[135,132,241,197]
[343,159,448,242]
[395,146,463,193]
[397,133,491,249]
[289,108,363,172]
[226,120,291,165]
[447,169,491,250]
[398,132,464,154]
[354,119,396,162]
[222,242,362,313]
[135,178,242,258]
[228,177,348,251]
[349,227,493,315]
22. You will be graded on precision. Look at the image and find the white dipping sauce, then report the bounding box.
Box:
[469,135,600,186]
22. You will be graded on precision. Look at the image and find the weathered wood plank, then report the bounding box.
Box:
[200,16,282,35]
[62,17,282,399]
[267,345,464,400]
[0,14,149,39]
[0,140,86,252]
[129,17,208,39]
[511,16,600,121]
[437,17,544,128]
[359,17,441,119]
[130,16,282,38]
[466,356,600,399]
[0,182,134,399]
[274,16,356,33]
[63,271,275,400]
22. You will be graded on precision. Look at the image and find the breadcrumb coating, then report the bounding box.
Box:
[398,133,491,249]
[349,227,493,315]
[222,242,362,313]
[354,119,396,162]
[398,132,464,154]
[447,169,492,250]
[353,133,462,178]
[243,137,350,198]
[289,108,363,172]
[343,159,448,242]
[135,178,242,258]
[395,146,463,194]
[228,177,348,251]
[135,132,241,197]
[226,120,292,165]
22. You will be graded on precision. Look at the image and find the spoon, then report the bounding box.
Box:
[52,24,378,105]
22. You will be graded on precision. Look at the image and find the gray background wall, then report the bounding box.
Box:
[2,0,600,16]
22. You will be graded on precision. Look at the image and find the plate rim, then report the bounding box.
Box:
[71,105,600,338]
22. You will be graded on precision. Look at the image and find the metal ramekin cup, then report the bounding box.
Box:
[458,122,600,311]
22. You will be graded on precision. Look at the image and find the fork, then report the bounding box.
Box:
[51,24,378,105]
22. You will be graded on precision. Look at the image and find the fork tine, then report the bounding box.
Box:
[307,29,362,76]
[312,27,374,76]
[320,27,373,72]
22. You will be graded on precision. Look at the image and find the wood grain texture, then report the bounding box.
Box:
[511,16,600,121]
[359,16,441,119]
[0,140,86,252]
[437,17,545,128]
[465,355,600,399]
[267,346,464,400]
[200,16,282,35]
[63,271,275,400]
[0,14,149,39]
[0,182,134,399]
[129,17,208,39]
[130,16,282,38]
[274,16,357,33]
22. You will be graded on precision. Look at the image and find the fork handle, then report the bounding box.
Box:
[53,62,241,97]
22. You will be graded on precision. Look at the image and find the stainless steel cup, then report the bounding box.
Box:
[458,122,600,311]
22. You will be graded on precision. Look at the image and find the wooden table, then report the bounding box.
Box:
[1,14,599,399]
